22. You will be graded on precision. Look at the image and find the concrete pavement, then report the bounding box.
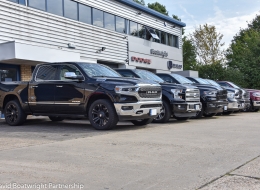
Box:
[0,112,259,190]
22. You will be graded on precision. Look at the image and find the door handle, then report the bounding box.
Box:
[56,85,63,88]
[31,86,38,88]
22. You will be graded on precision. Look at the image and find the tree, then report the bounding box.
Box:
[190,24,225,65]
[133,0,145,6]
[148,2,168,16]
[182,36,198,70]
[226,27,260,88]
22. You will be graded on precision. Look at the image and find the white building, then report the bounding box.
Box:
[0,0,186,81]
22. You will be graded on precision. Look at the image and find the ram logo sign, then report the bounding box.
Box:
[167,61,183,70]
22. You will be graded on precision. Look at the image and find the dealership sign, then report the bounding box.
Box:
[131,56,151,64]
[150,49,168,57]
[167,61,182,70]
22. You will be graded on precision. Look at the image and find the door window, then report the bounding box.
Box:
[35,65,58,81]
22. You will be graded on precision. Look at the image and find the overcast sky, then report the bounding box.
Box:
[145,0,260,49]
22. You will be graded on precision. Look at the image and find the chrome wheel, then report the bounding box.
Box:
[155,105,165,121]
[92,104,109,127]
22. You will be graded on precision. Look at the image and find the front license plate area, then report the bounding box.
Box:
[224,106,228,111]
[195,105,200,110]
[149,109,157,116]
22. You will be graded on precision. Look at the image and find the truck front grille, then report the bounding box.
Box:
[243,91,250,99]
[217,89,227,100]
[185,89,200,102]
[138,87,162,98]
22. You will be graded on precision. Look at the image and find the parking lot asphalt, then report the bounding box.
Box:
[0,112,260,190]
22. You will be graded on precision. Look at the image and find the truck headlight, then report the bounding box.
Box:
[171,89,183,98]
[227,92,235,99]
[204,91,217,97]
[115,86,138,93]
[253,92,260,97]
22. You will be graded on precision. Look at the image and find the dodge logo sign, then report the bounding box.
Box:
[131,56,151,64]
[167,61,183,70]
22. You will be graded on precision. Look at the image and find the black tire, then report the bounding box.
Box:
[203,113,216,117]
[131,118,153,126]
[88,99,118,130]
[223,111,233,115]
[253,108,259,112]
[175,117,189,121]
[4,100,27,126]
[153,100,171,123]
[192,104,204,119]
[49,116,64,122]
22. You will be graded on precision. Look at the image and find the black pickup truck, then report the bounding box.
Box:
[156,73,228,118]
[115,69,202,122]
[0,62,162,130]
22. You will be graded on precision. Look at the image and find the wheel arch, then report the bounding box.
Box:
[86,92,115,114]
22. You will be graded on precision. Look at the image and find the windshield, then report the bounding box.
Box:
[135,70,164,83]
[195,78,210,84]
[207,79,221,87]
[171,74,193,84]
[229,82,241,89]
[77,63,121,78]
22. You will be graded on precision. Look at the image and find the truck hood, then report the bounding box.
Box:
[159,83,198,90]
[94,77,159,86]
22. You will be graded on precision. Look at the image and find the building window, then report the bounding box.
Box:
[47,0,63,16]
[93,8,104,27]
[116,16,125,33]
[167,34,173,46]
[64,0,78,20]
[161,31,166,45]
[104,12,115,31]
[173,35,179,48]
[153,30,161,43]
[130,21,138,36]
[79,4,92,24]
[9,0,26,4]
[138,24,146,39]
[28,0,46,11]
[146,27,160,41]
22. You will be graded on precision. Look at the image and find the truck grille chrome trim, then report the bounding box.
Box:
[185,89,200,102]
[138,87,162,99]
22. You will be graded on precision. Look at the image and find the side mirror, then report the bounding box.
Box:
[64,72,84,80]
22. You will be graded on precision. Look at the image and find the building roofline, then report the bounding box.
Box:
[115,0,186,27]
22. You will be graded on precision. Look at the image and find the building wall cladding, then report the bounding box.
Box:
[20,64,31,81]
[0,0,182,64]
[0,1,128,64]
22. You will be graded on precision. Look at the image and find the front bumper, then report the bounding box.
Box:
[253,101,260,108]
[114,101,162,121]
[172,102,202,118]
[204,101,229,114]
[226,100,241,112]
[239,99,251,110]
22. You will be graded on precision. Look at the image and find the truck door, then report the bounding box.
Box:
[54,64,85,114]
[29,65,58,113]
